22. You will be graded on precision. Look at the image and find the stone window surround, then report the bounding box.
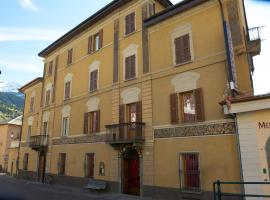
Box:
[171,24,194,66]
[121,87,141,105]
[122,44,139,81]
[86,97,100,113]
[88,61,100,92]
[171,72,200,93]
[124,10,136,36]
[45,82,53,105]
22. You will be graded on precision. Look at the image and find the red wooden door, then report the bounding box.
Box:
[38,153,46,182]
[87,154,94,178]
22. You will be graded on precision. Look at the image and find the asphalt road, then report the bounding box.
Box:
[0,175,150,200]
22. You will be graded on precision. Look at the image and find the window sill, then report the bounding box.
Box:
[89,89,98,93]
[180,189,202,195]
[174,60,193,67]
[88,47,102,55]
[124,31,136,38]
[124,77,136,82]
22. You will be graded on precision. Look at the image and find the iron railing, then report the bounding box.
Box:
[248,26,262,41]
[105,122,145,144]
[213,180,270,200]
[29,135,48,149]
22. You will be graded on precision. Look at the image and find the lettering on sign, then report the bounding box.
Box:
[258,122,270,129]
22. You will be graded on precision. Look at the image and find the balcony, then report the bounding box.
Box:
[29,135,48,150]
[105,122,145,145]
[247,27,262,57]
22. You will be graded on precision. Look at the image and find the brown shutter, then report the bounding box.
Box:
[96,110,100,132]
[65,81,70,99]
[194,88,205,122]
[99,29,103,49]
[175,37,183,64]
[130,12,135,33]
[183,34,191,62]
[88,36,93,54]
[52,56,58,103]
[135,101,142,122]
[125,15,130,35]
[130,55,136,78]
[125,57,129,80]
[90,72,93,91]
[170,93,179,124]
[84,113,89,134]
[113,19,119,83]
[119,105,125,123]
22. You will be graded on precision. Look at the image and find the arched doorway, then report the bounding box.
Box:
[122,148,140,196]
[266,137,270,179]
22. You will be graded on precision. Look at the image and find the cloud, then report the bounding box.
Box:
[0,55,43,74]
[0,27,65,42]
[19,0,39,12]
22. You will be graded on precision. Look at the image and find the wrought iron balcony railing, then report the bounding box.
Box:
[29,135,48,150]
[105,122,145,144]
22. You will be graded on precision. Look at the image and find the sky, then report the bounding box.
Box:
[0,0,269,94]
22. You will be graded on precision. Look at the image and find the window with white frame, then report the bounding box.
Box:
[43,121,48,135]
[179,153,200,192]
[171,24,194,66]
[29,97,34,113]
[62,117,69,137]
[125,12,135,35]
[44,83,53,106]
[64,81,71,99]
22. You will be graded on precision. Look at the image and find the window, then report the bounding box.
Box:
[148,3,155,17]
[23,153,29,170]
[89,70,98,92]
[62,117,69,137]
[125,12,135,35]
[43,121,48,135]
[58,153,66,175]
[84,111,100,134]
[48,61,53,76]
[119,102,141,123]
[125,55,136,80]
[29,97,34,112]
[88,30,103,54]
[45,90,51,106]
[27,126,32,142]
[84,153,94,178]
[174,34,191,65]
[180,153,200,192]
[64,81,71,100]
[170,88,204,124]
[67,49,73,66]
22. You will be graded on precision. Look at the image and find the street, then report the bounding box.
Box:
[0,175,151,200]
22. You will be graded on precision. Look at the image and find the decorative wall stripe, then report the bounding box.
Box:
[154,122,235,138]
[52,134,106,145]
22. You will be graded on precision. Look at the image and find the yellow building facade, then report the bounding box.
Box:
[18,0,261,199]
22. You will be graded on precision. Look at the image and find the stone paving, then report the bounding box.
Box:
[0,175,155,200]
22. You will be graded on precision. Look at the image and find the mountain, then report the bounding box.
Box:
[0,82,22,93]
[0,92,24,121]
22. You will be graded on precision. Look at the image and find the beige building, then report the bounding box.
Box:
[0,116,22,174]
[18,0,261,199]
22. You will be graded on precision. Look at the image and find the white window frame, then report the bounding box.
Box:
[63,73,73,100]
[94,34,100,51]
[122,44,139,81]
[171,24,194,66]
[88,61,100,92]
[61,117,69,137]
[61,105,71,137]
[179,152,201,192]
[125,11,136,36]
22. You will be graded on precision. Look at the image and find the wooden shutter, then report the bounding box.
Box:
[125,57,130,80]
[175,34,191,64]
[194,88,205,122]
[130,55,136,78]
[135,101,142,122]
[170,93,179,124]
[96,110,100,132]
[183,34,191,62]
[84,113,89,134]
[67,49,73,65]
[113,19,119,83]
[130,12,135,33]
[88,36,93,54]
[125,15,130,35]
[119,105,125,123]
[99,29,103,49]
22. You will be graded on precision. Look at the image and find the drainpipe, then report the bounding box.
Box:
[16,93,26,178]
[218,0,236,97]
